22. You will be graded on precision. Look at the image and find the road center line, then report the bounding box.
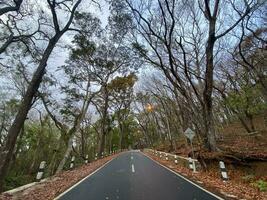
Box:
[131,164,135,173]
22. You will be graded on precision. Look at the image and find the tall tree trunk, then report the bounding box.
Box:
[56,135,73,174]
[98,133,106,157]
[203,17,217,151]
[98,86,109,155]
[48,141,61,176]
[55,114,85,173]
[139,123,151,147]
[238,115,252,133]
[29,136,41,174]
[109,131,113,153]
[119,122,123,150]
[246,113,255,132]
[10,123,25,167]
[81,129,85,158]
[166,116,176,152]
[55,79,92,173]
[0,36,61,191]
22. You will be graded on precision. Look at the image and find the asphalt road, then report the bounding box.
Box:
[57,151,223,200]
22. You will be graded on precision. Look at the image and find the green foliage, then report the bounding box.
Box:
[111,127,120,149]
[251,179,267,192]
[4,117,63,191]
[225,84,267,115]
[4,174,34,191]
[109,1,133,41]
[132,42,148,57]
[70,36,96,61]
[108,73,137,92]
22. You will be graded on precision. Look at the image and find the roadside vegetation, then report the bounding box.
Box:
[0,0,266,198]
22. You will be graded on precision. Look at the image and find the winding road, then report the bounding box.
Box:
[56,151,223,200]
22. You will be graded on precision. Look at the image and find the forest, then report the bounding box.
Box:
[0,0,266,196]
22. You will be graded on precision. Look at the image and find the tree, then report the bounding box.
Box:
[108,73,137,149]
[110,0,264,151]
[39,14,101,172]
[0,0,23,16]
[0,0,82,191]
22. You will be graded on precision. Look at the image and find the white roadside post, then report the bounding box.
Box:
[85,154,89,164]
[165,153,168,161]
[36,161,46,181]
[192,158,196,173]
[70,156,75,169]
[159,152,162,158]
[219,161,228,181]
[184,128,197,173]
[101,152,104,158]
[174,155,178,164]
[189,157,194,170]
[95,153,98,160]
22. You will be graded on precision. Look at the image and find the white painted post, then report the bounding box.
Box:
[188,157,196,172]
[101,152,104,158]
[192,159,196,172]
[70,156,75,169]
[36,161,46,181]
[174,155,178,164]
[95,153,98,160]
[189,157,193,169]
[219,161,228,181]
[165,153,168,161]
[159,152,162,158]
[85,154,89,164]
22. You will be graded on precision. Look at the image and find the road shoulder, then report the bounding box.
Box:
[0,154,119,200]
[144,150,267,200]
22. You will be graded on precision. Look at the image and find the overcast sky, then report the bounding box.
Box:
[0,0,155,123]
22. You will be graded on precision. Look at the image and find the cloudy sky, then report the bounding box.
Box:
[47,0,110,70]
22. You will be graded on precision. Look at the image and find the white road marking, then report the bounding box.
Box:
[54,157,117,199]
[131,164,135,173]
[141,152,224,200]
[131,156,133,160]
